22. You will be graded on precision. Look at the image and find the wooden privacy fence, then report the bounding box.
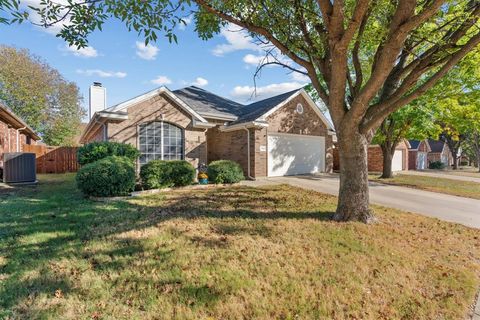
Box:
[22,144,79,174]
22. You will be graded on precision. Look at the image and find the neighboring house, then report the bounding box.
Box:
[79,84,335,178]
[332,140,410,172]
[408,139,431,170]
[367,140,410,172]
[0,102,40,162]
[427,139,452,167]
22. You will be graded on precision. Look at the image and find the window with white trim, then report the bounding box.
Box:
[138,121,184,164]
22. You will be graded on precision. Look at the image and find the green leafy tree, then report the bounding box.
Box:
[373,106,440,178]
[410,49,480,170]
[0,45,84,145]
[4,0,480,222]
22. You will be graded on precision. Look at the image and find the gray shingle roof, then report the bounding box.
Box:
[230,89,302,124]
[409,140,421,150]
[428,139,445,153]
[173,86,243,120]
[173,86,303,124]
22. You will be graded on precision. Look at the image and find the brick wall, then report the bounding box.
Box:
[408,140,429,170]
[107,94,207,169]
[264,94,334,175]
[334,141,409,172]
[0,122,28,154]
[207,126,250,176]
[408,150,418,170]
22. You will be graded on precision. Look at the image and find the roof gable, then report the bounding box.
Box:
[106,86,208,123]
[428,139,446,153]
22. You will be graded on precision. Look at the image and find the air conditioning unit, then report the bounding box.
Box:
[2,152,36,184]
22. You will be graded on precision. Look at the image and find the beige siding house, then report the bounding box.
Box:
[80,85,334,178]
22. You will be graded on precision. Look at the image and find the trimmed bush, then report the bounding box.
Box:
[76,156,135,197]
[429,161,446,170]
[140,160,195,189]
[77,141,140,165]
[207,160,245,184]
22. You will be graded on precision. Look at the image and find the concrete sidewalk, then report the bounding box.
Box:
[398,170,480,183]
[242,174,480,229]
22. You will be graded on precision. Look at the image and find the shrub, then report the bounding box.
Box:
[429,161,446,170]
[76,156,135,197]
[207,160,245,184]
[140,160,195,189]
[77,141,140,165]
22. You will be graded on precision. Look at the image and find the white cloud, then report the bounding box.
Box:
[231,82,306,101]
[212,24,261,56]
[21,0,72,34]
[65,45,98,58]
[151,75,172,85]
[290,72,310,82]
[135,41,159,60]
[178,15,193,30]
[243,54,266,66]
[77,69,127,78]
[192,77,208,87]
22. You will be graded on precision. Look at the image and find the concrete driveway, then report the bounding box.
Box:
[243,174,480,229]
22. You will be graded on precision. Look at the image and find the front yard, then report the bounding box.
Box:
[1,174,479,319]
[369,174,480,200]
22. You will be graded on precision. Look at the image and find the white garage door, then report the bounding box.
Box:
[417,152,427,170]
[267,133,325,177]
[392,150,403,171]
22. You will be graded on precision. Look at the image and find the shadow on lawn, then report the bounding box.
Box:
[0,175,334,317]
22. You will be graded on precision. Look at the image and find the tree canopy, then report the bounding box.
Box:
[0,45,85,146]
[2,0,480,221]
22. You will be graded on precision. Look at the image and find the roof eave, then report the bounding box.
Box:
[219,121,269,132]
[0,104,41,140]
[79,111,128,144]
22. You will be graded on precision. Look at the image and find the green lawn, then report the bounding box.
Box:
[0,174,479,319]
[370,174,480,199]
[431,167,480,178]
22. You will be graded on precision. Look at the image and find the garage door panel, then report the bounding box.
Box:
[392,150,403,171]
[268,134,325,177]
[417,152,427,170]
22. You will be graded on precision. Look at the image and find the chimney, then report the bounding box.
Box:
[89,82,107,119]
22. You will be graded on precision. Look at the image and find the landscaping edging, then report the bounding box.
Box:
[89,182,240,201]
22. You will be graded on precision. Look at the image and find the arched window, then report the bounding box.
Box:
[138,121,184,164]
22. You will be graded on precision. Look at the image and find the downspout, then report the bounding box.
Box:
[243,128,255,180]
[17,127,26,152]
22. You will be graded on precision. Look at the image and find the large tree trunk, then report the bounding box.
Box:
[452,152,459,170]
[380,144,394,178]
[334,131,375,223]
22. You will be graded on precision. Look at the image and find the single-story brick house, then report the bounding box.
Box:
[333,140,410,172]
[79,85,335,178]
[0,102,40,161]
[427,139,453,167]
[408,139,431,170]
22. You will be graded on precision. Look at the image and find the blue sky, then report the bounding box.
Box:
[1,14,309,118]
